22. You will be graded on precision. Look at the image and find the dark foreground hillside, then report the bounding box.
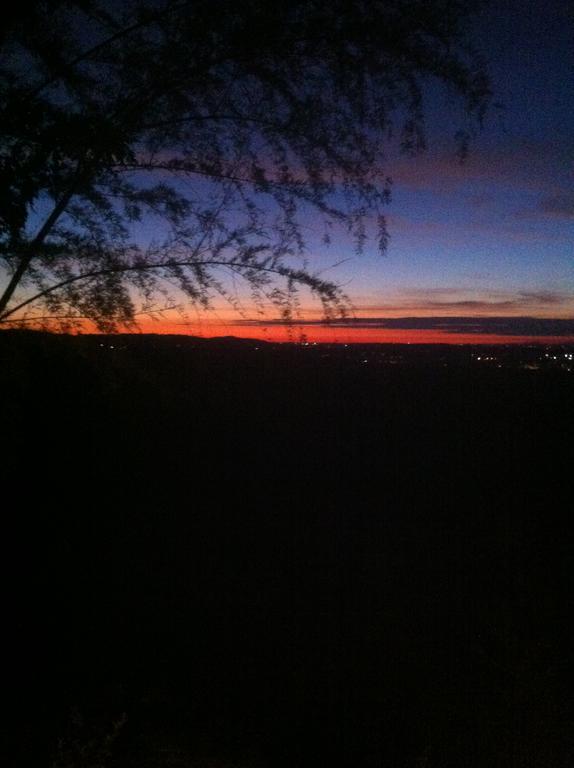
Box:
[2,331,573,767]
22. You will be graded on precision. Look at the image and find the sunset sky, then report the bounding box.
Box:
[5,0,572,344]
[129,0,573,344]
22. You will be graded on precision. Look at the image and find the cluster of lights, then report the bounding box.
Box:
[542,353,574,361]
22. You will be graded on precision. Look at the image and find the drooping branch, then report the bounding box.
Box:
[0,258,342,322]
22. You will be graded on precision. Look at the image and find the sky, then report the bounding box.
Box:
[5,0,572,343]
[134,0,573,343]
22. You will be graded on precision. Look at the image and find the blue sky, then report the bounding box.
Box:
[258,0,574,327]
[319,0,574,322]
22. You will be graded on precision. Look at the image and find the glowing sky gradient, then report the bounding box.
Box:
[127,0,572,344]
[8,0,570,344]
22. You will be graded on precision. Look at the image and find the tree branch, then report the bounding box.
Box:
[0,258,334,322]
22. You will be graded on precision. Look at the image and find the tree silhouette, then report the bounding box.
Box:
[0,0,490,331]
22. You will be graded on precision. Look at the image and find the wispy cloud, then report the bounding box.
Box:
[388,139,572,195]
[355,288,574,317]
[513,190,574,221]
[235,287,574,328]
[538,192,574,219]
[384,212,571,245]
[236,316,574,337]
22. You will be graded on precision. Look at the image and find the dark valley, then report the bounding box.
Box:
[2,331,573,767]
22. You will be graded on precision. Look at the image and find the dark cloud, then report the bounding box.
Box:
[539,192,574,219]
[388,140,571,194]
[352,290,573,315]
[515,191,574,221]
[238,316,574,336]
[518,290,567,304]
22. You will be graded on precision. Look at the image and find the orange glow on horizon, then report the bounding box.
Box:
[104,319,574,346]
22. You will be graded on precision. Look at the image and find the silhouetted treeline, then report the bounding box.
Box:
[2,330,573,767]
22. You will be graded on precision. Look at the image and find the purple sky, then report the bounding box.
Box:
[286,0,573,325]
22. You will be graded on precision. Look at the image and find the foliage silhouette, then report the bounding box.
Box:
[0,0,490,330]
